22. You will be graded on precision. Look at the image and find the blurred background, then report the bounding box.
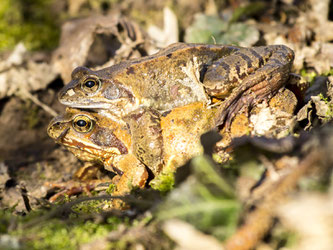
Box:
[1,1,333,249]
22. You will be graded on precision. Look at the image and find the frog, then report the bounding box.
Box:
[47,108,149,195]
[58,42,294,127]
[47,102,218,194]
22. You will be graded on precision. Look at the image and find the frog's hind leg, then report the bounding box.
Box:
[215,46,294,128]
[215,73,267,129]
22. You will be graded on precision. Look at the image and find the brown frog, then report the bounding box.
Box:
[47,103,217,194]
[47,108,148,195]
[58,43,294,127]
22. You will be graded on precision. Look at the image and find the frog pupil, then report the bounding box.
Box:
[77,120,87,127]
[85,80,95,88]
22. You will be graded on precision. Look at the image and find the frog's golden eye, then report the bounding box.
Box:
[72,115,94,133]
[81,77,101,93]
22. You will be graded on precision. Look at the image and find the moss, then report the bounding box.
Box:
[318,93,333,121]
[22,100,41,129]
[4,208,124,250]
[20,219,117,249]
[300,68,317,83]
[323,68,333,76]
[319,93,329,103]
[0,210,16,234]
[229,1,267,23]
[150,167,175,192]
[325,106,333,121]
[106,183,117,195]
[0,0,60,51]
[71,200,106,214]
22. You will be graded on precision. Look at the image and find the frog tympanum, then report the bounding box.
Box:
[58,43,294,127]
[50,42,296,197]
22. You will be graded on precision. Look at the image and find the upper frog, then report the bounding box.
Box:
[58,43,294,126]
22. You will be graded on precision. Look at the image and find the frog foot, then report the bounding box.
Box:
[45,179,111,203]
[215,87,264,129]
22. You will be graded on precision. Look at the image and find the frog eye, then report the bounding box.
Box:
[72,115,94,133]
[81,77,101,93]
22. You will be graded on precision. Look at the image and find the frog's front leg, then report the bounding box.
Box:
[105,154,148,195]
[202,45,294,128]
[124,107,164,176]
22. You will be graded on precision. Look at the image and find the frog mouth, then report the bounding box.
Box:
[59,100,110,109]
[55,128,100,152]
[57,132,121,157]
[58,101,126,118]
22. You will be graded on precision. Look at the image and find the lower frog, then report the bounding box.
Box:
[58,43,294,127]
[47,102,218,195]
[47,108,148,195]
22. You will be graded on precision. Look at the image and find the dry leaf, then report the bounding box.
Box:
[0,43,56,99]
[278,193,333,250]
[147,7,179,48]
[163,219,223,250]
[52,15,149,82]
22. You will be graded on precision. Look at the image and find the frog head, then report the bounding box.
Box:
[58,66,136,117]
[47,108,130,165]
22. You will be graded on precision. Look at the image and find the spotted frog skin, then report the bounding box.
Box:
[47,103,217,194]
[58,43,294,127]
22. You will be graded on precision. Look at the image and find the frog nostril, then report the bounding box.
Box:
[66,88,76,97]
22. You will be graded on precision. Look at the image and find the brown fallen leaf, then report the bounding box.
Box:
[148,7,179,48]
[0,43,56,99]
[52,15,152,82]
[0,43,58,116]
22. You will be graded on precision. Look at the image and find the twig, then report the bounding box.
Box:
[20,89,58,117]
[225,150,323,250]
